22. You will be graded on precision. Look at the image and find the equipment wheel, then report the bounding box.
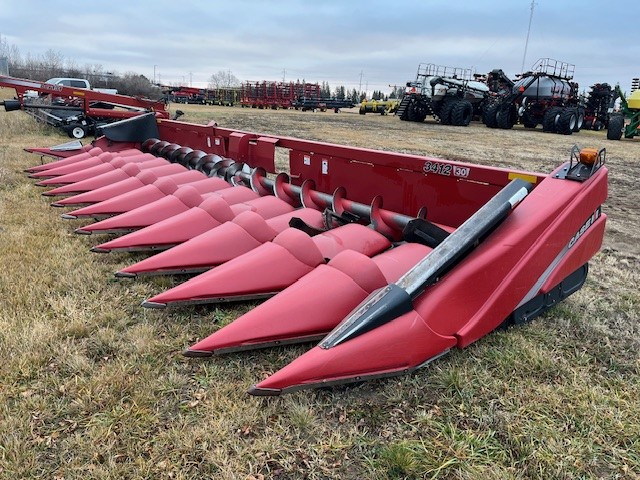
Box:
[557,108,577,135]
[450,100,473,126]
[574,107,585,132]
[542,107,562,133]
[482,102,499,128]
[413,102,428,122]
[521,110,537,128]
[68,124,87,139]
[438,97,457,125]
[496,104,516,129]
[405,99,417,121]
[593,120,604,131]
[606,114,624,140]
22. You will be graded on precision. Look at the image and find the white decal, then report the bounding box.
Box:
[423,161,452,176]
[568,208,601,249]
[453,166,470,178]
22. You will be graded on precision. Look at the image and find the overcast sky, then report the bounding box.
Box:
[0,0,636,94]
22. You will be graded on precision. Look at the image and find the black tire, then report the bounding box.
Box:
[406,99,418,121]
[557,108,577,135]
[574,107,585,132]
[521,110,537,128]
[438,97,457,125]
[496,104,516,129]
[607,114,624,140]
[405,102,415,121]
[583,118,593,130]
[483,103,499,128]
[451,100,473,126]
[593,120,604,131]
[542,107,562,133]
[413,101,428,122]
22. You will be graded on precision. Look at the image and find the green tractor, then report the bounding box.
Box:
[607,85,640,140]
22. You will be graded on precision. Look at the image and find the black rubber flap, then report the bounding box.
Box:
[96,113,160,143]
[403,218,450,248]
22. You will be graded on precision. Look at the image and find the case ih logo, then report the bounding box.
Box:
[568,207,601,249]
[42,83,63,92]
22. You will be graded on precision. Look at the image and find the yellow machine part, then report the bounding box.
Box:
[628,90,640,110]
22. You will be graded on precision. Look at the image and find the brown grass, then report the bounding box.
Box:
[1,91,639,479]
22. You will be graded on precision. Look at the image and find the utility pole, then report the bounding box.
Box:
[189,72,193,87]
[153,65,158,84]
[282,68,286,83]
[521,0,536,74]
[358,71,363,94]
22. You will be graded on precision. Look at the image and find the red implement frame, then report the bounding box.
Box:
[0,74,170,120]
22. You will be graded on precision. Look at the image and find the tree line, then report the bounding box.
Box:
[1,38,401,102]
[0,41,161,98]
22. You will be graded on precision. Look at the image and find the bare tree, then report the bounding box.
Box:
[42,49,64,78]
[66,59,82,78]
[208,70,240,89]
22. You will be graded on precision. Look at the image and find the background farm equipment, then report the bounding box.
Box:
[484,58,582,135]
[359,99,399,115]
[160,85,240,106]
[396,63,490,126]
[163,86,207,104]
[0,74,169,138]
[581,83,614,131]
[482,68,515,97]
[607,84,640,140]
[205,87,241,106]
[241,81,319,109]
[293,97,355,112]
[240,81,353,111]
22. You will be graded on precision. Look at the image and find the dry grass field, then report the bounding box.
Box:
[1,88,639,479]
